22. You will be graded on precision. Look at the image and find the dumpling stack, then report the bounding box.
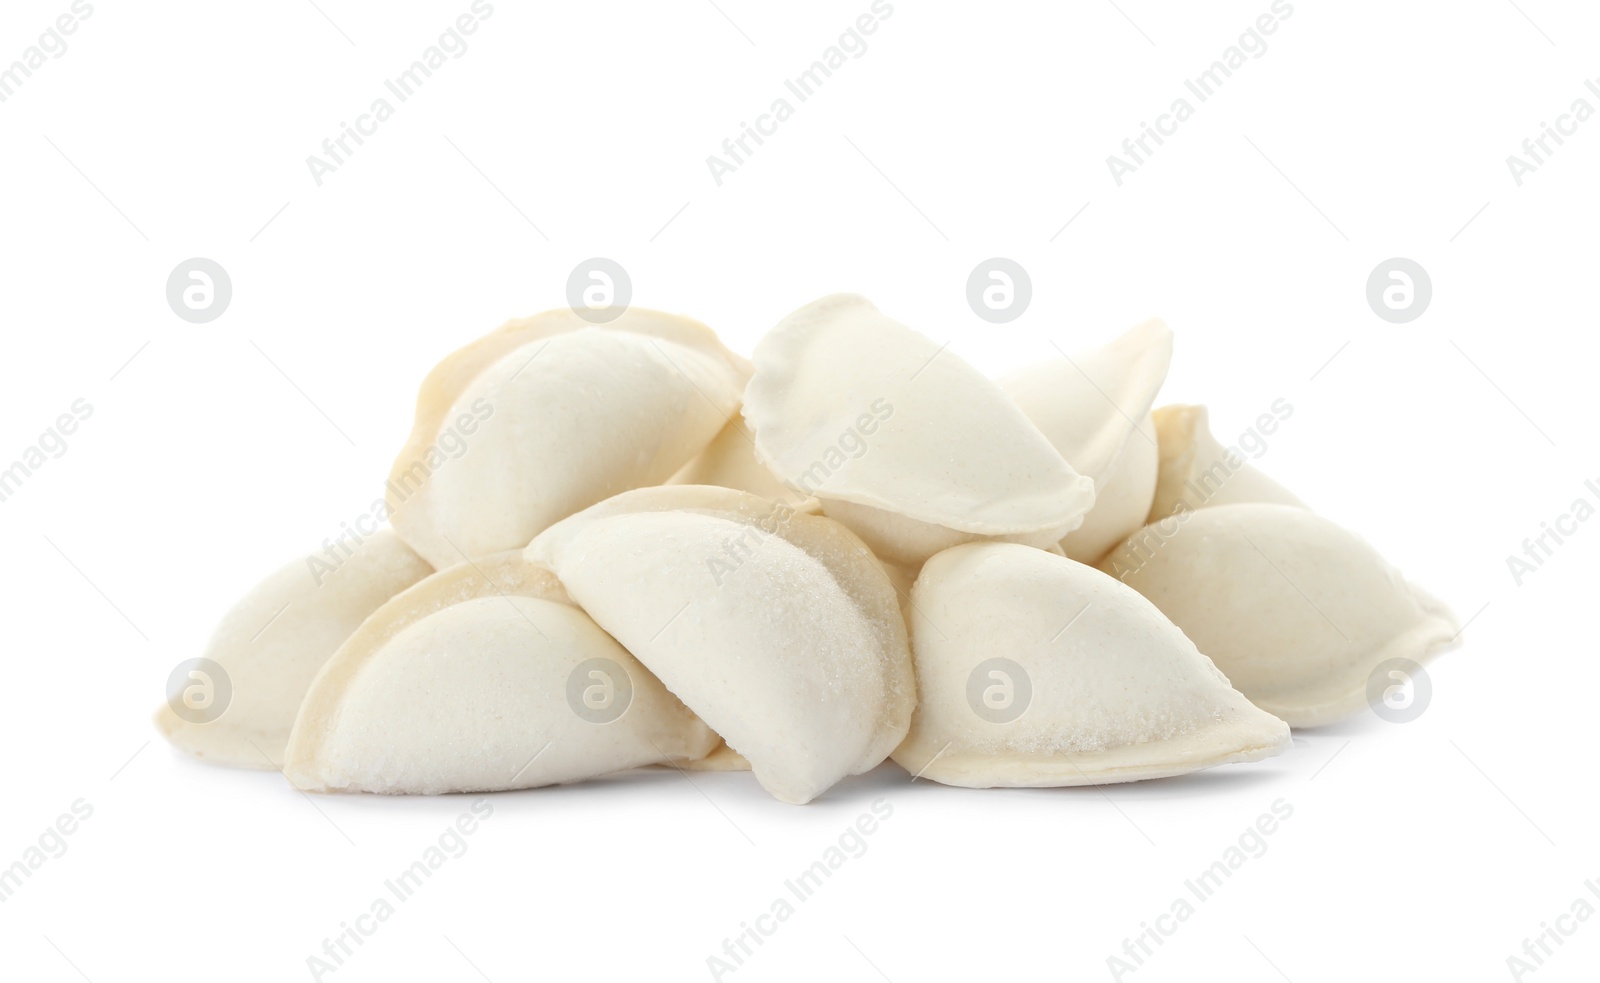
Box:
[156,294,1459,803]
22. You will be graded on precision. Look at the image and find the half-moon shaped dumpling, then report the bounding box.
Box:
[1002,320,1172,563]
[155,529,432,770]
[527,485,914,804]
[387,308,750,568]
[668,413,799,506]
[1146,404,1304,522]
[742,294,1095,566]
[1101,503,1459,727]
[284,552,717,793]
[891,542,1290,787]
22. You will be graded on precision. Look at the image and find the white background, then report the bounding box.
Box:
[1,1,1595,980]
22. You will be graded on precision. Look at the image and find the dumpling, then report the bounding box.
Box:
[284,551,717,794]
[1101,503,1459,726]
[387,308,749,568]
[668,412,799,506]
[892,542,1290,786]
[155,529,432,770]
[1146,404,1304,522]
[527,485,914,804]
[1002,320,1172,563]
[742,294,1095,566]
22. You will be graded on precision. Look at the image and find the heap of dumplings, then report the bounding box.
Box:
[155,295,1460,804]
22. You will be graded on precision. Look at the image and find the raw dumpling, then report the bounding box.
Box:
[155,529,432,770]
[527,485,913,804]
[1002,320,1172,563]
[285,551,717,793]
[742,294,1095,566]
[892,542,1290,787]
[1146,404,1304,522]
[387,308,750,568]
[1101,503,1459,726]
[668,413,799,506]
